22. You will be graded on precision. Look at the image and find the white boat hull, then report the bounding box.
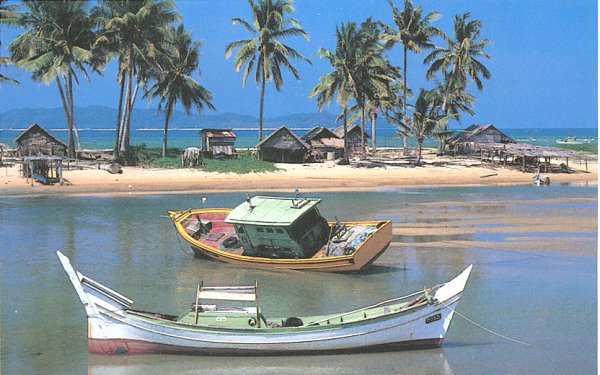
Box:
[57,251,472,355]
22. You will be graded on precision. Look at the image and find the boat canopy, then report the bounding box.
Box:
[225,196,322,226]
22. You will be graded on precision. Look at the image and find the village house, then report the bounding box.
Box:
[257,126,310,163]
[446,124,515,154]
[200,128,237,157]
[332,124,370,156]
[301,126,344,161]
[13,123,67,157]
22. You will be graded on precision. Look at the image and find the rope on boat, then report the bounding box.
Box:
[444,302,532,346]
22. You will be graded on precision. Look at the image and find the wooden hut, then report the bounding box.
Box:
[200,128,236,156]
[333,124,370,156]
[302,126,343,161]
[13,123,67,157]
[257,126,310,163]
[446,124,515,154]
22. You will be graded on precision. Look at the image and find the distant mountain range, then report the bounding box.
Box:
[0,105,394,130]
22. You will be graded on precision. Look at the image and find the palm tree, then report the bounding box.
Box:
[309,22,361,159]
[225,0,310,143]
[383,0,442,154]
[392,88,452,165]
[0,0,20,84]
[94,0,179,160]
[9,0,102,158]
[425,12,491,153]
[145,25,215,157]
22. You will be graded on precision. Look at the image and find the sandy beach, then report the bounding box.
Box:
[1,151,596,196]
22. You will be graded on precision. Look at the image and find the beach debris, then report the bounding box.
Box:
[98,163,122,174]
[480,173,498,178]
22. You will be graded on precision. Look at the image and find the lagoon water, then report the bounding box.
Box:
[1,186,597,374]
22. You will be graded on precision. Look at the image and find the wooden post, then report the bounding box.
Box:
[585,156,588,172]
[254,280,261,328]
[58,160,64,185]
[545,157,549,173]
[522,154,525,173]
[30,161,34,186]
[566,157,569,168]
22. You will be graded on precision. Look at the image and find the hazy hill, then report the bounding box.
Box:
[0,106,389,130]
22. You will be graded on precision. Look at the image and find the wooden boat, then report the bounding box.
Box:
[57,251,473,355]
[556,135,592,145]
[169,195,392,272]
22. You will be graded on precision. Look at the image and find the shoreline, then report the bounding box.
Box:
[1,155,597,198]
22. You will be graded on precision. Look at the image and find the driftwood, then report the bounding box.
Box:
[182,147,202,167]
[98,163,122,174]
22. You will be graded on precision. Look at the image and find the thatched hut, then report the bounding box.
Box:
[302,126,343,161]
[257,126,310,163]
[13,123,67,157]
[200,128,236,156]
[446,124,515,154]
[333,124,370,156]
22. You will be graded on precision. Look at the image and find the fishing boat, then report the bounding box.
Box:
[556,136,592,145]
[169,194,392,272]
[57,251,473,355]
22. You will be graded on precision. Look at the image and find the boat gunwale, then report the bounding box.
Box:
[170,208,392,265]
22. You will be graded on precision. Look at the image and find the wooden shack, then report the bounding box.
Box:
[200,128,236,156]
[302,126,343,161]
[13,123,67,157]
[446,124,515,154]
[257,126,310,163]
[333,124,370,156]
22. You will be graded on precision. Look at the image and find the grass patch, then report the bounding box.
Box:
[201,151,279,174]
[130,145,279,174]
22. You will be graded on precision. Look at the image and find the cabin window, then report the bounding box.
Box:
[237,225,245,233]
[276,228,284,234]
[257,227,264,232]
[266,228,274,233]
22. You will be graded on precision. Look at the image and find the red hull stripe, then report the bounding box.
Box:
[88,337,443,355]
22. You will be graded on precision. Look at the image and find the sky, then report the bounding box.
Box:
[0,0,597,129]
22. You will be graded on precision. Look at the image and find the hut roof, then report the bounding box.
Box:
[201,128,236,138]
[302,126,338,141]
[13,123,67,147]
[332,124,370,139]
[447,124,514,145]
[257,125,310,150]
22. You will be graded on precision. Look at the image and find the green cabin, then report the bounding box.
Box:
[224,196,329,258]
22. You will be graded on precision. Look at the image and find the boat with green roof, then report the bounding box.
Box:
[169,194,392,272]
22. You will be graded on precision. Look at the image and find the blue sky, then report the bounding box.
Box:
[0,0,597,129]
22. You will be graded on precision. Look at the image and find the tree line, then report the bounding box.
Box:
[1,0,490,165]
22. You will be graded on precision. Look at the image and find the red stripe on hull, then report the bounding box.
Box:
[88,337,443,355]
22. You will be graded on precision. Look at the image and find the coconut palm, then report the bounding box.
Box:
[309,22,362,159]
[382,0,442,154]
[0,0,20,84]
[392,88,452,165]
[425,12,490,153]
[9,0,102,158]
[225,0,310,143]
[145,25,215,157]
[94,0,179,160]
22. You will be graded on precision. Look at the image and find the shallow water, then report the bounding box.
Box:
[1,186,597,374]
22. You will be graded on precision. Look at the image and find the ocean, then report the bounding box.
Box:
[1,127,597,150]
[0,186,596,374]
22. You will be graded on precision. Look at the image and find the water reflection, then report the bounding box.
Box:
[88,349,453,375]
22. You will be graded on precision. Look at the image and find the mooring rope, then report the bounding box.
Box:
[443,301,532,346]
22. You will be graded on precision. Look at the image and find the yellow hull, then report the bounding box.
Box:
[169,208,392,272]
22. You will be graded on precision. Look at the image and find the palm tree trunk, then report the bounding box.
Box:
[342,107,348,159]
[67,72,82,156]
[258,75,266,143]
[66,73,76,159]
[55,75,72,155]
[370,110,377,153]
[437,86,449,156]
[119,66,132,153]
[402,46,408,156]
[120,58,134,153]
[114,69,126,159]
[416,136,423,165]
[162,100,173,158]
[360,99,366,160]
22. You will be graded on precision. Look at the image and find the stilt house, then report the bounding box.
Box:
[13,123,67,157]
